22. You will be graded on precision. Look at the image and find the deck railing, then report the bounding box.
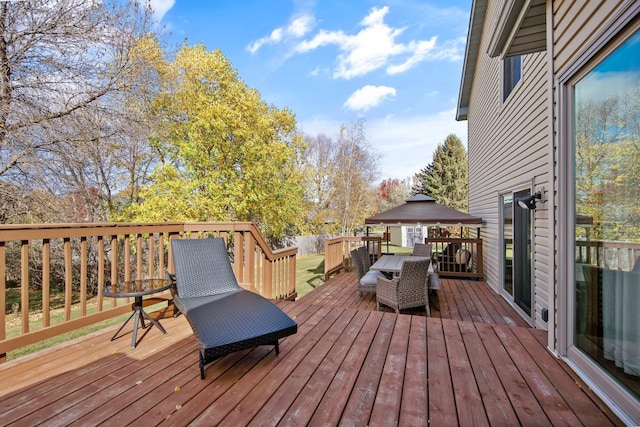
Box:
[324,236,383,280]
[0,222,297,359]
[575,239,640,271]
[427,238,484,280]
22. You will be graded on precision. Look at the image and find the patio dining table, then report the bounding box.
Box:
[370,255,441,291]
[370,255,429,273]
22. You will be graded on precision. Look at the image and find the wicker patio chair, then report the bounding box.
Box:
[412,242,432,257]
[376,259,430,314]
[170,238,297,379]
[351,247,382,302]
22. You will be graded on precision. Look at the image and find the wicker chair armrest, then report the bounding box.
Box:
[166,271,178,297]
[376,275,399,287]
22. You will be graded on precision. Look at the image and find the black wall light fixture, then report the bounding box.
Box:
[517,190,544,210]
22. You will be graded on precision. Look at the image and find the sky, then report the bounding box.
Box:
[149,0,471,181]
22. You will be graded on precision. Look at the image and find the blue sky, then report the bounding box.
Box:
[149,0,471,181]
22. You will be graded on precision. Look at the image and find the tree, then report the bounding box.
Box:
[125,44,305,239]
[330,120,379,235]
[413,133,467,212]
[301,133,338,234]
[0,0,159,222]
[376,178,410,213]
[301,120,379,236]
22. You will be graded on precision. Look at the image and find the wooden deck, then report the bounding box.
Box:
[0,273,623,426]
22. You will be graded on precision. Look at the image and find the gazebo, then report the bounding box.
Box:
[365,194,482,238]
[365,194,484,280]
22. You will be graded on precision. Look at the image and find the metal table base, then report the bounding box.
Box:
[110,295,167,348]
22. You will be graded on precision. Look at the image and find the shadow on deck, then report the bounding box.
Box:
[0,273,623,425]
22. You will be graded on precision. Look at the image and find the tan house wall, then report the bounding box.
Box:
[467,0,551,328]
[551,0,629,344]
[463,0,639,421]
[549,2,639,421]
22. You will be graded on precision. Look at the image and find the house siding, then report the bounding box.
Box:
[463,0,640,421]
[467,0,550,328]
[551,0,630,350]
[549,2,640,421]
[551,0,629,337]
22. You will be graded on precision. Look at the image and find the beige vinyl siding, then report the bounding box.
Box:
[553,1,622,73]
[467,0,550,327]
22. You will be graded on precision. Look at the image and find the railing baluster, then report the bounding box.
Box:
[64,238,72,322]
[42,239,50,328]
[21,241,29,333]
[136,234,143,280]
[98,236,105,311]
[80,236,88,317]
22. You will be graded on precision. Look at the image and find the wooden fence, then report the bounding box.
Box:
[0,222,297,359]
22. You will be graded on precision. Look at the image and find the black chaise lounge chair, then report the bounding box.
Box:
[169,238,298,379]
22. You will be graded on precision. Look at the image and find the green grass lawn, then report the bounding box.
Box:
[295,253,326,298]
[294,244,411,298]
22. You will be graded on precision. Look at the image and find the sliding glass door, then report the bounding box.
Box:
[502,190,532,318]
[572,27,640,408]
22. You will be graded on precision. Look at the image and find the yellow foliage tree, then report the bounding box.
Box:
[125,44,305,238]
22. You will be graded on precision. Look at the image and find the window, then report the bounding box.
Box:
[503,55,522,101]
[573,28,640,405]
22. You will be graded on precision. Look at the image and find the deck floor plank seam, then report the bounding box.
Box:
[339,312,397,426]
[458,321,521,425]
[248,307,360,426]
[474,322,552,426]
[442,318,490,426]
[307,310,384,426]
[426,317,457,426]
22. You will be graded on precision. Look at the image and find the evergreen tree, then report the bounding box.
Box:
[413,134,467,211]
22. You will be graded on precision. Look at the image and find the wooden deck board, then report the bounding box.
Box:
[442,319,489,426]
[369,313,411,426]
[0,274,624,426]
[426,317,457,426]
[399,315,428,425]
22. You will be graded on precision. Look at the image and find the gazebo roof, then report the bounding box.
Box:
[365,194,482,227]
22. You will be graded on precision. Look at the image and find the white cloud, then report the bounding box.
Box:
[344,85,396,111]
[387,38,437,74]
[247,14,315,54]
[292,6,462,79]
[148,0,175,24]
[298,109,468,180]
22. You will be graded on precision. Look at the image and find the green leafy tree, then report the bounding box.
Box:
[125,44,305,239]
[413,133,467,212]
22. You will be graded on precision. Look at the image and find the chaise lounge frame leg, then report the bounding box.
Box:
[274,341,280,355]
[199,352,206,379]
